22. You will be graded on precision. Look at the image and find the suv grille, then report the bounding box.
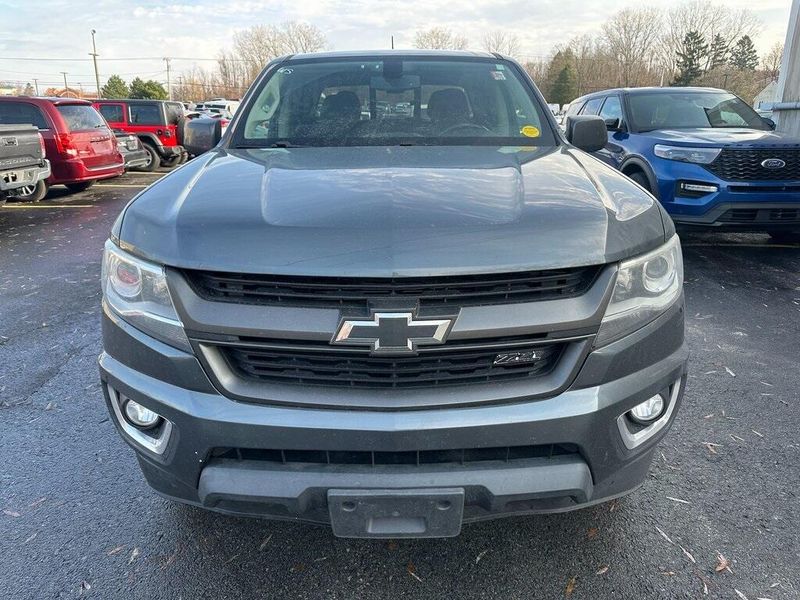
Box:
[183,266,602,309]
[210,443,579,467]
[705,148,800,181]
[218,339,565,388]
[719,207,800,224]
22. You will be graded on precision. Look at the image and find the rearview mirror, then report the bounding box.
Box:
[566,116,608,152]
[762,117,776,130]
[184,118,222,156]
[604,117,621,131]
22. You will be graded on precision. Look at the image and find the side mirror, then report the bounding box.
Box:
[566,116,608,152]
[183,118,222,156]
[604,117,622,131]
[762,117,776,130]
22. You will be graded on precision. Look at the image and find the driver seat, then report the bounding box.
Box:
[427,88,471,129]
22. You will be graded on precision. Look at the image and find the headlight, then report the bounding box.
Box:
[595,235,683,346]
[653,145,721,164]
[101,240,192,352]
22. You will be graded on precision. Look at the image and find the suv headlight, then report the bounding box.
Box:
[596,235,683,346]
[101,240,191,352]
[653,145,721,164]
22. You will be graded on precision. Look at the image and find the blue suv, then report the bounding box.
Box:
[566,87,800,242]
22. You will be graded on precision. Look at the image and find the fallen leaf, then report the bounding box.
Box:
[715,553,732,573]
[751,430,764,438]
[80,581,91,594]
[680,545,696,564]
[655,526,674,545]
[565,576,577,597]
[666,496,690,505]
[28,497,46,508]
[24,533,37,544]
[386,540,399,551]
[3,509,21,518]
[289,562,304,572]
[703,442,721,455]
[660,571,676,576]
[258,534,272,551]
[407,562,423,582]
[107,545,125,556]
[724,367,736,377]
[587,527,599,539]
[735,590,748,600]
[595,566,608,575]
[128,547,140,564]
[730,434,746,442]
[475,549,489,564]
[225,554,239,565]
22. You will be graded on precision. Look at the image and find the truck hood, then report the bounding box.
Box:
[645,127,800,148]
[119,146,665,276]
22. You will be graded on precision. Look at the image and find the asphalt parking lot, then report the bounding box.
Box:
[1,171,798,600]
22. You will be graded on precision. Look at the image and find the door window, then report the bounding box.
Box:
[599,96,622,121]
[580,97,604,115]
[128,104,162,125]
[0,102,49,129]
[98,104,124,124]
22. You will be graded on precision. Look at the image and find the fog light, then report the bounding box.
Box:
[123,399,161,429]
[629,394,665,424]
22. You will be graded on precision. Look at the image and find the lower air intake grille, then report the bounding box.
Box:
[218,341,565,389]
[210,443,579,467]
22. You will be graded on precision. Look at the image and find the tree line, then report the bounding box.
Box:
[102,0,783,107]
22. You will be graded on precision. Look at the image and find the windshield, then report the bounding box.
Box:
[57,104,107,131]
[629,92,769,132]
[237,57,555,147]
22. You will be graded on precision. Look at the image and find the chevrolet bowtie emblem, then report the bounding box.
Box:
[332,312,453,354]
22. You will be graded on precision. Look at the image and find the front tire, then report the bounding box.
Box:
[136,143,161,172]
[768,230,800,243]
[10,180,48,202]
[628,171,653,194]
[65,181,95,193]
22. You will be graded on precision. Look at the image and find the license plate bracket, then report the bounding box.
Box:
[328,488,465,538]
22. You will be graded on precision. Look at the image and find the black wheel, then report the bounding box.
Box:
[161,156,180,169]
[628,171,653,194]
[10,180,48,202]
[768,230,800,243]
[136,143,160,172]
[65,181,95,193]
[178,152,189,164]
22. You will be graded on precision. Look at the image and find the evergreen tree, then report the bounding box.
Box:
[729,35,759,70]
[672,31,708,86]
[549,64,578,107]
[129,78,167,100]
[707,34,729,70]
[101,75,130,99]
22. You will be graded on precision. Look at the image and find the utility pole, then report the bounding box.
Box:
[163,57,172,100]
[78,82,84,97]
[33,78,39,96]
[774,0,800,136]
[61,72,69,96]
[391,35,394,50]
[90,29,101,98]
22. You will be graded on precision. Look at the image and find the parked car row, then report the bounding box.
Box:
[0,96,196,202]
[562,86,800,241]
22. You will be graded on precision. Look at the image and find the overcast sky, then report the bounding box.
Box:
[0,0,792,91]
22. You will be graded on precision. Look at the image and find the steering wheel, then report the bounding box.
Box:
[439,123,493,136]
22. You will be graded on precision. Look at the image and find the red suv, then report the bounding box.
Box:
[0,97,124,201]
[93,100,186,171]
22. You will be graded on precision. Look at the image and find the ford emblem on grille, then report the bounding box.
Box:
[761,158,786,169]
[332,311,453,354]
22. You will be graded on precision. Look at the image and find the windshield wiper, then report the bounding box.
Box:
[269,140,304,148]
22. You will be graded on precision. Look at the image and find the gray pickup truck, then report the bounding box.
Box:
[100,51,688,539]
[0,124,50,205]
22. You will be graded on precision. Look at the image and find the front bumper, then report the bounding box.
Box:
[653,160,800,229]
[156,144,184,159]
[99,298,688,534]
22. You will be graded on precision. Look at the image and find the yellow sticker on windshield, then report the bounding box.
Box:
[520,125,540,138]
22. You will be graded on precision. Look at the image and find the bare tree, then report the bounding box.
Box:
[413,27,468,50]
[232,22,327,83]
[762,42,784,80]
[482,31,521,57]
[658,1,761,74]
[601,7,663,87]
